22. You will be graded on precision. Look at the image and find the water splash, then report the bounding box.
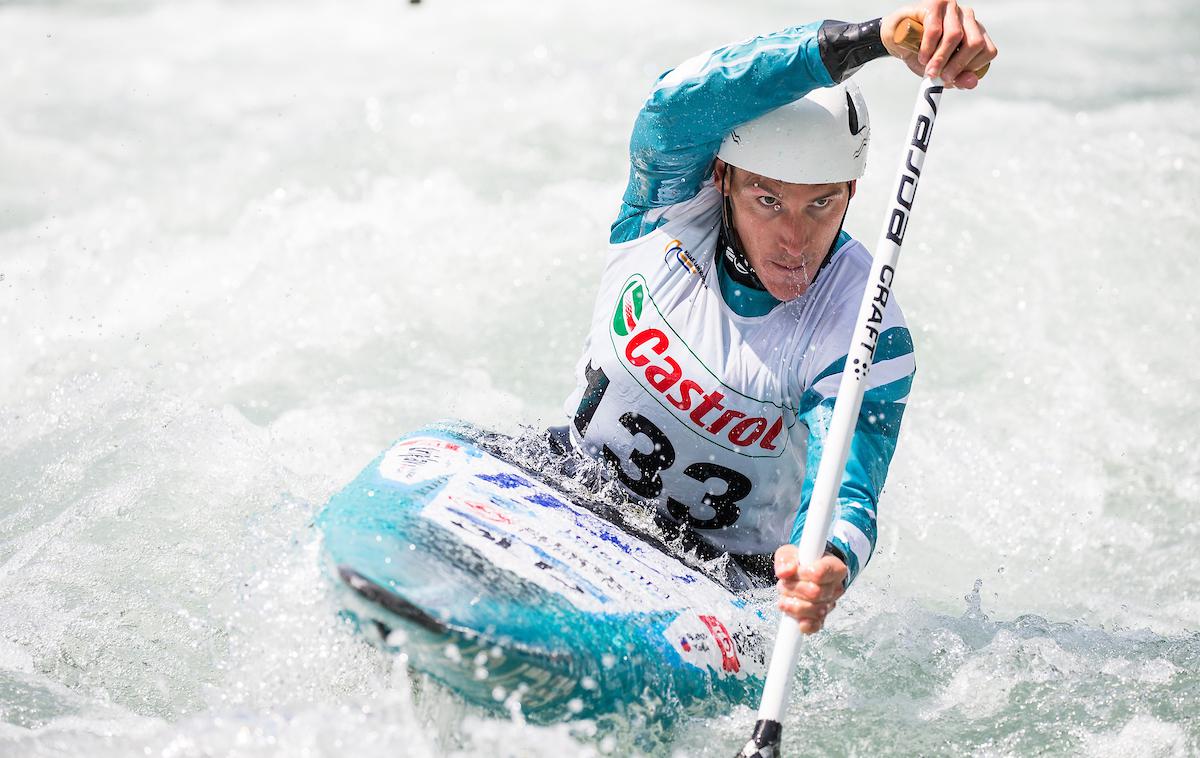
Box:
[2,0,1199,754]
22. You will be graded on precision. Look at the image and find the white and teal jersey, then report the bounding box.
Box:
[563,21,913,586]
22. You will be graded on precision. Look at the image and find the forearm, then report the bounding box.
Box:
[631,18,892,168]
[793,332,915,586]
[793,421,898,587]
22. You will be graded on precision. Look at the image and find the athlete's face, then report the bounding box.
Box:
[713,160,855,301]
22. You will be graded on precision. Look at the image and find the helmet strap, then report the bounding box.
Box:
[718,166,767,291]
[814,181,854,275]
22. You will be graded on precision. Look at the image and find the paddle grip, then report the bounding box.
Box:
[894,18,990,79]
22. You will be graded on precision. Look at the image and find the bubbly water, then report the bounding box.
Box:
[2,0,1197,754]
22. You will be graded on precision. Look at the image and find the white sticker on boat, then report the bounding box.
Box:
[415,446,745,617]
[660,612,765,679]
[379,437,465,484]
[662,613,724,674]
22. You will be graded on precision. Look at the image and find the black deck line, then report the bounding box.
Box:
[337,563,579,666]
[337,565,449,634]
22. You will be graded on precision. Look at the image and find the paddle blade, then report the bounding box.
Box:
[734,719,782,757]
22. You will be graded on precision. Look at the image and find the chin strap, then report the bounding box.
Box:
[719,166,768,291]
[718,167,853,293]
[826,184,852,265]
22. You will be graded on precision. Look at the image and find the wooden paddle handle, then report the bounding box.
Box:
[893,18,990,79]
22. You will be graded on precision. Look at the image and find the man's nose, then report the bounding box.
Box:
[778,214,812,256]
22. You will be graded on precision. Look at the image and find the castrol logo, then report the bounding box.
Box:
[612,279,644,337]
[609,275,791,458]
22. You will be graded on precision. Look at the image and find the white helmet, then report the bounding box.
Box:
[716,81,870,184]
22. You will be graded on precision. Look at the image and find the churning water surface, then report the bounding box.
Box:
[1,0,1198,755]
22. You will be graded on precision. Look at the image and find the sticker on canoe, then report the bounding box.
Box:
[379,437,467,485]
[445,493,514,525]
[660,611,762,679]
[699,614,740,673]
[413,446,739,615]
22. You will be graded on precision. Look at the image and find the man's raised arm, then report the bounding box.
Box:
[611,20,893,244]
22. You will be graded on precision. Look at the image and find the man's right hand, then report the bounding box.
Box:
[774,545,847,635]
[881,0,997,89]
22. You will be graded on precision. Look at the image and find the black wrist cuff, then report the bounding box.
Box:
[824,542,849,565]
[818,18,888,82]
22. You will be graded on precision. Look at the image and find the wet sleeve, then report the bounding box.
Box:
[789,320,916,588]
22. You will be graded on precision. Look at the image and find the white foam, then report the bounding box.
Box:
[1,0,1197,754]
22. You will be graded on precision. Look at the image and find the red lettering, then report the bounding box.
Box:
[758,416,784,451]
[621,323,784,451]
[706,409,746,434]
[624,328,668,367]
[729,417,767,446]
[699,615,740,674]
[669,380,703,411]
[645,357,682,393]
[689,391,726,427]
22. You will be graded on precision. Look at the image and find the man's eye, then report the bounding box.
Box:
[812,197,833,209]
[757,196,780,208]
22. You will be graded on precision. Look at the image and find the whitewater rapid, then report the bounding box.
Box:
[2,0,1197,755]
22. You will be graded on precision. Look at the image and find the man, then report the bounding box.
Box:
[562,2,996,633]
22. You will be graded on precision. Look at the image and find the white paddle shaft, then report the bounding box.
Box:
[753,76,945,728]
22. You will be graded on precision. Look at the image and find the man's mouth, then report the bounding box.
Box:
[768,260,807,275]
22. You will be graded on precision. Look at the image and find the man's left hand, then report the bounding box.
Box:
[774,544,847,634]
[881,0,998,89]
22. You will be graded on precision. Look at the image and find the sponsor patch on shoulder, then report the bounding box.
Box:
[663,238,703,277]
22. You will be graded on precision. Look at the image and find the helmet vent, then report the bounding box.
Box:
[846,91,861,135]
